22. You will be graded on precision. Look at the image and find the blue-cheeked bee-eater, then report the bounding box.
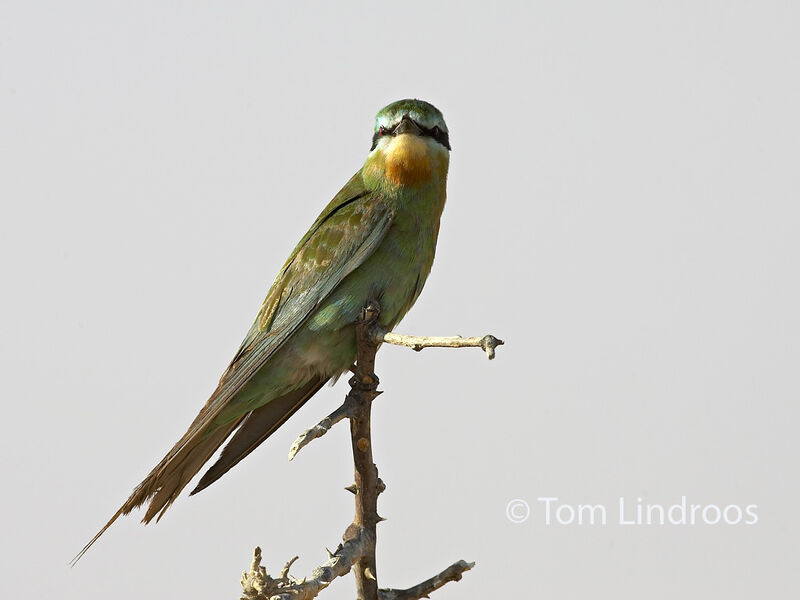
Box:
[76,98,451,561]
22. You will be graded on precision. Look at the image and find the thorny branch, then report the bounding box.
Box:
[241,548,475,600]
[346,301,383,600]
[240,537,368,600]
[241,304,502,599]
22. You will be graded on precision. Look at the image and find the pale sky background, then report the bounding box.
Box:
[1,1,798,598]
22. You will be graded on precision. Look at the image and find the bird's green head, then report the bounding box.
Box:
[371,99,450,151]
[364,99,450,189]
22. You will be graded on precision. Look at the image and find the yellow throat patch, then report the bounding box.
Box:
[383,134,434,186]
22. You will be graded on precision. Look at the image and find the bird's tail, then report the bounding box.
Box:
[190,376,325,494]
[70,413,240,565]
[71,376,326,565]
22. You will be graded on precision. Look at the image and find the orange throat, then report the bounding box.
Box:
[383,135,435,186]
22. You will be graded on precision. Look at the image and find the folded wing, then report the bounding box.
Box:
[73,172,393,563]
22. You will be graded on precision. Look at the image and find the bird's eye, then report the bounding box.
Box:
[379,126,387,136]
[432,125,441,137]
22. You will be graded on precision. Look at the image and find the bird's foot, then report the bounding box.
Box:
[348,372,380,392]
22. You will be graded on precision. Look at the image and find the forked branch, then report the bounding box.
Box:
[240,538,367,600]
[289,322,503,459]
[240,548,474,600]
[242,302,499,599]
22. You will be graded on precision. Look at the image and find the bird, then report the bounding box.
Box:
[74,98,451,562]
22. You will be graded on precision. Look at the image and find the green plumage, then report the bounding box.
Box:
[75,99,450,562]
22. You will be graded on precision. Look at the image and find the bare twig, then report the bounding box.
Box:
[289,324,503,461]
[240,535,368,600]
[245,300,485,600]
[279,555,300,580]
[375,328,504,360]
[379,560,476,600]
[288,396,358,460]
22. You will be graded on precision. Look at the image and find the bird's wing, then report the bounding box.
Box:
[175,173,388,464]
[71,173,393,564]
[220,172,387,395]
[187,171,391,441]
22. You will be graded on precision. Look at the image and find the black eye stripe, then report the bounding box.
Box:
[425,126,451,150]
[420,125,451,151]
[370,123,451,151]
